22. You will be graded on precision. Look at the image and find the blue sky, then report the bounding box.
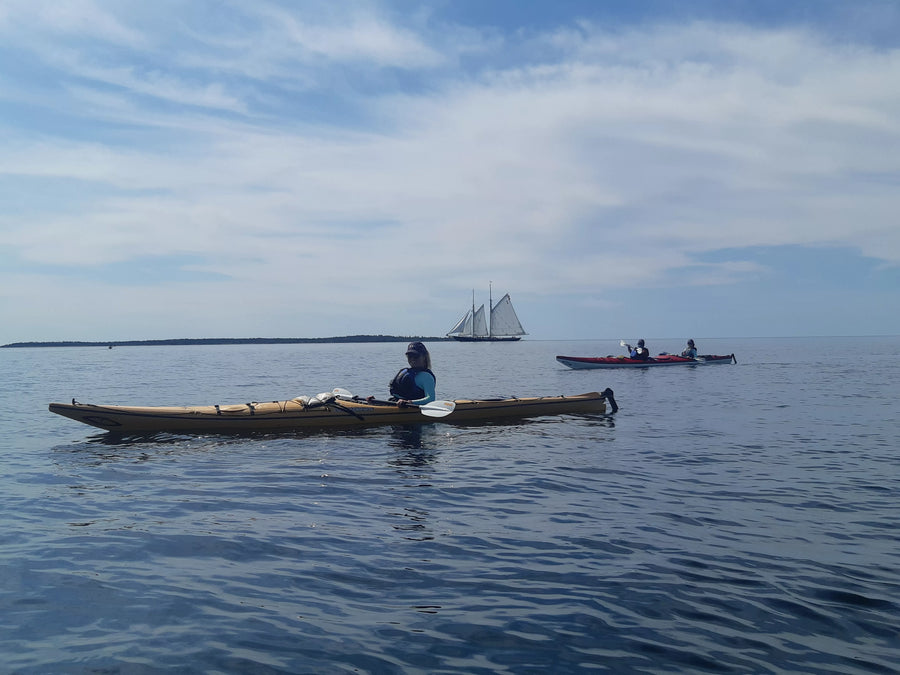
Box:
[1,0,898,343]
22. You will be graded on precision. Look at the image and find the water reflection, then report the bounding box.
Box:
[54,425,372,463]
[390,506,433,541]
[51,432,190,465]
[387,426,438,472]
[386,425,438,541]
[84,430,189,445]
[583,415,616,430]
[388,424,425,451]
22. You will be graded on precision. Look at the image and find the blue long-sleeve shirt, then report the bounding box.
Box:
[408,371,436,405]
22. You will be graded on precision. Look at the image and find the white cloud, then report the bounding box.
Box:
[1,6,899,341]
[264,5,443,67]
[0,0,144,45]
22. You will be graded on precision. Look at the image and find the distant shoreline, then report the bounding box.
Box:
[1,335,452,349]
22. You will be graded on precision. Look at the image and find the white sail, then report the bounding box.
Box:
[472,304,488,337]
[489,294,526,337]
[447,311,471,337]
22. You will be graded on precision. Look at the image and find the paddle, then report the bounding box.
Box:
[332,388,456,418]
[601,387,619,413]
[314,392,365,420]
[620,339,638,357]
[417,400,457,418]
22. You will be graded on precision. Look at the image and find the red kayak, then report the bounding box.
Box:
[556,353,736,369]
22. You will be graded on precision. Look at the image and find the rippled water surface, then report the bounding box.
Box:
[1,337,898,673]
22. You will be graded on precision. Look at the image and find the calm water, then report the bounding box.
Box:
[1,337,898,674]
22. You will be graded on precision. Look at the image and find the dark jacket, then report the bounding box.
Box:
[389,367,436,400]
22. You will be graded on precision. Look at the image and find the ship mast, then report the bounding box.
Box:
[488,281,493,338]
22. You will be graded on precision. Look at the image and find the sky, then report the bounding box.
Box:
[1,0,898,344]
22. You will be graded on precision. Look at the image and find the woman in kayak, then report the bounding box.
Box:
[389,341,436,407]
[681,339,697,358]
[625,339,650,360]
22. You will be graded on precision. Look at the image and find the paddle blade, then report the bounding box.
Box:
[619,340,627,347]
[419,400,456,417]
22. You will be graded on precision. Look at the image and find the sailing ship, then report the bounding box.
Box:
[446,285,527,342]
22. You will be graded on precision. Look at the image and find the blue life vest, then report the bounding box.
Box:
[389,367,436,400]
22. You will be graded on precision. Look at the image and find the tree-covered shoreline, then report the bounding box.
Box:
[1,335,451,349]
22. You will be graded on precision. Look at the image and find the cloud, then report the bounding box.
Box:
[0,0,144,45]
[0,3,898,340]
[257,4,444,67]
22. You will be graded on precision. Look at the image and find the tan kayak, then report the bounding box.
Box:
[49,389,616,433]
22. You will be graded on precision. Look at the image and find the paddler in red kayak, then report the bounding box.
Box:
[624,339,650,360]
[681,339,698,358]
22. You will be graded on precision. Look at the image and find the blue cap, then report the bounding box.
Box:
[406,341,428,356]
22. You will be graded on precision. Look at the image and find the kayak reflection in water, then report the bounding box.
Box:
[624,339,650,360]
[681,339,698,358]
[388,341,437,407]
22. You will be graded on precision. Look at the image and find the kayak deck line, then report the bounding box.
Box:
[49,390,616,434]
